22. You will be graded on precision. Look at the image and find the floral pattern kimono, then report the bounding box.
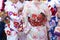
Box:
[48,5,57,40]
[23,1,51,40]
[4,0,22,40]
[48,1,58,40]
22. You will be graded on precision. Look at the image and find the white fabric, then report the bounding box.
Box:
[5,0,20,13]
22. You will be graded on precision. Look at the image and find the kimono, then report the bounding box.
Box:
[48,0,58,40]
[4,0,21,40]
[23,1,51,40]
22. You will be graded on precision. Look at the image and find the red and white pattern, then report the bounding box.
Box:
[4,0,23,40]
[23,1,51,40]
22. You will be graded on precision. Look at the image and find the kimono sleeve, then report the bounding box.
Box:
[4,24,11,35]
[22,5,32,34]
[22,5,29,28]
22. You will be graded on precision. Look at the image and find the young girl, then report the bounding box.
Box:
[48,1,58,40]
[4,0,21,40]
[23,0,51,40]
